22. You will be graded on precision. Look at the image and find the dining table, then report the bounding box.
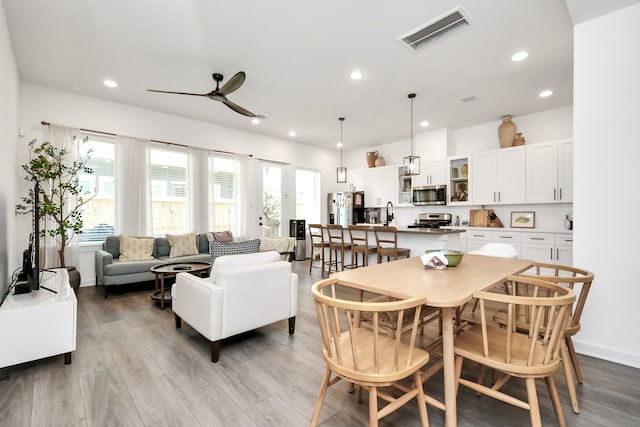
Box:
[332,253,533,427]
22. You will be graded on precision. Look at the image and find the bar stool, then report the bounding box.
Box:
[326,224,352,273]
[347,225,377,268]
[373,226,410,263]
[308,224,329,275]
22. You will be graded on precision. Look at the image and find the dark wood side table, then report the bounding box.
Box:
[150,262,211,309]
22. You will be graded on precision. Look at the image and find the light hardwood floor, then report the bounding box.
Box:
[1,260,639,426]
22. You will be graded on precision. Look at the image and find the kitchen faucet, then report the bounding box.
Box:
[385,201,394,226]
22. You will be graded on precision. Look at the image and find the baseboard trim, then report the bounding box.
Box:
[574,339,640,369]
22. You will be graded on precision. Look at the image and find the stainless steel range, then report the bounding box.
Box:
[407,213,452,228]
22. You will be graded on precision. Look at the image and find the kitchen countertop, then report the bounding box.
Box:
[354,224,465,234]
[443,226,573,234]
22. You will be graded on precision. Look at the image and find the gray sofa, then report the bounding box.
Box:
[96,234,212,298]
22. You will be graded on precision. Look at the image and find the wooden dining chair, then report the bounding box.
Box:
[454,275,576,427]
[347,225,377,268]
[325,224,352,274]
[310,278,431,427]
[504,262,594,414]
[373,226,410,263]
[308,223,329,275]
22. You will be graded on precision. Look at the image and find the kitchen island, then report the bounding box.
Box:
[354,224,465,256]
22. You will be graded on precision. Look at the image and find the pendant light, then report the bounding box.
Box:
[403,93,420,176]
[336,117,347,183]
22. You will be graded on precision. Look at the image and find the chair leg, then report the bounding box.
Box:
[566,337,584,384]
[546,375,567,427]
[210,340,221,363]
[561,341,580,413]
[413,371,429,427]
[455,356,464,395]
[310,367,332,427]
[308,249,313,273]
[368,386,379,427]
[288,316,296,335]
[525,378,542,427]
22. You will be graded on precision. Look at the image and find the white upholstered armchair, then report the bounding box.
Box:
[171,251,298,362]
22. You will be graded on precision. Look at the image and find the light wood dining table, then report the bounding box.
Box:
[331,253,532,427]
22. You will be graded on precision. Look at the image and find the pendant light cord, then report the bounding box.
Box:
[339,117,345,166]
[409,93,416,156]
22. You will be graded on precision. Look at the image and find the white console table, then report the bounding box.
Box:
[0,268,77,380]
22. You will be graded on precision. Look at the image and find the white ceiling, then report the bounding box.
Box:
[4,0,578,150]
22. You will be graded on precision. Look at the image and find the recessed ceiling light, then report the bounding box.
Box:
[251,118,261,125]
[336,142,343,148]
[288,131,296,137]
[511,51,528,62]
[420,121,430,128]
[103,79,118,88]
[539,90,553,98]
[350,70,363,80]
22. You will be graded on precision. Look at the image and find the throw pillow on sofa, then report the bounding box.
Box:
[119,235,155,261]
[206,230,234,243]
[210,239,261,264]
[167,233,199,257]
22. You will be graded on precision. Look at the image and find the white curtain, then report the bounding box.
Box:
[116,136,150,236]
[241,155,258,240]
[189,147,209,232]
[45,125,82,268]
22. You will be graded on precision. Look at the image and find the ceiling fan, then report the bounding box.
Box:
[147,71,257,117]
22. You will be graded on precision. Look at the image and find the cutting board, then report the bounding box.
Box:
[469,209,504,227]
[469,209,491,227]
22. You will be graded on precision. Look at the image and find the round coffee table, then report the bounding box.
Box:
[150,261,212,309]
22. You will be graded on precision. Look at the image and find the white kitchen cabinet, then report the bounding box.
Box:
[397,166,413,206]
[526,140,573,203]
[413,159,446,186]
[447,155,471,205]
[465,229,492,253]
[521,232,573,265]
[412,130,447,187]
[365,165,396,207]
[348,169,364,191]
[557,139,573,203]
[473,147,525,205]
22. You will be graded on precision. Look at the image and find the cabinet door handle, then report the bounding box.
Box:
[556,248,559,260]
[531,237,545,241]
[550,248,553,260]
[559,188,563,200]
[493,192,496,202]
[498,235,512,239]
[498,191,501,202]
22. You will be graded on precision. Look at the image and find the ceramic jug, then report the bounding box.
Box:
[366,151,378,168]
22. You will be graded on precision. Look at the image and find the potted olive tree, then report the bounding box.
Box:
[16,137,94,291]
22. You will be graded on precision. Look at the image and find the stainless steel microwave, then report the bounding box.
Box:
[412,185,447,205]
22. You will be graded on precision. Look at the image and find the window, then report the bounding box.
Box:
[208,155,236,232]
[150,147,189,235]
[296,168,321,224]
[78,139,116,242]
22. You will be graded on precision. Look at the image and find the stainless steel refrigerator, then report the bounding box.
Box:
[327,192,364,227]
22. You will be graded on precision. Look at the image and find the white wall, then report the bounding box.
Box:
[573,4,640,367]
[0,4,19,288]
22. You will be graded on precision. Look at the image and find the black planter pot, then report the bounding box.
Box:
[64,266,81,292]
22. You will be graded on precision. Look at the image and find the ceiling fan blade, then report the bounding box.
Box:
[219,71,246,96]
[147,89,208,97]
[222,99,256,117]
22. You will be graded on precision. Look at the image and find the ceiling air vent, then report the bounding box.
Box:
[398,6,474,51]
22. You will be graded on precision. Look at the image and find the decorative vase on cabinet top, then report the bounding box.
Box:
[366,151,378,168]
[514,132,525,146]
[498,115,516,148]
[375,156,386,167]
